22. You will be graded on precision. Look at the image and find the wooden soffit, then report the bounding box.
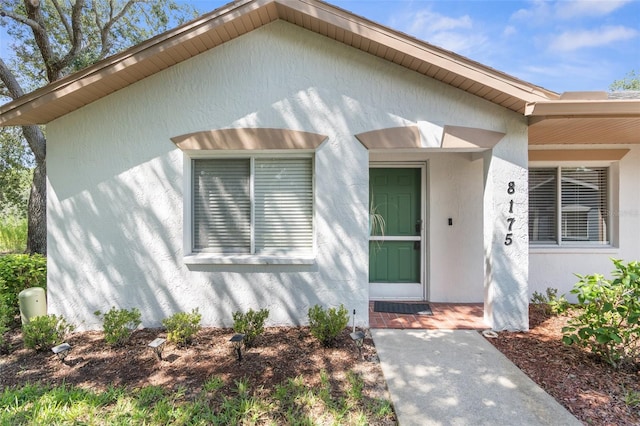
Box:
[527,98,640,145]
[529,149,630,162]
[171,128,327,150]
[355,125,505,150]
[529,117,640,145]
[0,0,556,127]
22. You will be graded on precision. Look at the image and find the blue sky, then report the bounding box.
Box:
[189,0,640,94]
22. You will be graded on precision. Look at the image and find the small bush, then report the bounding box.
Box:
[0,254,47,323]
[307,304,348,347]
[95,307,141,347]
[530,287,569,316]
[163,308,202,347]
[23,314,74,351]
[232,308,269,348]
[562,259,640,368]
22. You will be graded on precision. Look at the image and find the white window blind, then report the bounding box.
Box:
[255,158,313,255]
[529,166,609,245]
[529,168,557,243]
[561,167,608,243]
[193,159,251,253]
[192,157,313,255]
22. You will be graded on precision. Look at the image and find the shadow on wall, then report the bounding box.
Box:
[46,21,514,330]
[47,90,377,330]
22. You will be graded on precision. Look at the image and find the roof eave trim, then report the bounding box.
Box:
[525,100,640,118]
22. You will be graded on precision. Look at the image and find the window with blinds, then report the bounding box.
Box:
[193,157,313,255]
[529,167,609,245]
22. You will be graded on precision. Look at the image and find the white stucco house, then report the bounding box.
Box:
[1,0,638,331]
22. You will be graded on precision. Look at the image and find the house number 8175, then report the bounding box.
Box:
[505,181,516,246]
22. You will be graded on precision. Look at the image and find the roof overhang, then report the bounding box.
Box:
[527,98,640,145]
[0,0,557,127]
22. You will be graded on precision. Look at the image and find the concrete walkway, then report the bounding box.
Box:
[372,329,581,426]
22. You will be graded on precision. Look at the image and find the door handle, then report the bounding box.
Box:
[415,219,423,234]
[414,241,420,250]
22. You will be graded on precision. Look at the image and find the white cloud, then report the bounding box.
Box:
[390,8,485,55]
[510,0,552,24]
[401,9,472,35]
[511,0,632,23]
[503,25,517,37]
[555,0,632,19]
[515,60,616,91]
[550,25,638,51]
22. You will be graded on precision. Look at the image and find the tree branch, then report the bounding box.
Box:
[0,8,43,33]
[23,0,59,82]
[99,0,137,59]
[0,58,46,162]
[0,57,25,99]
[50,0,73,41]
[91,0,103,30]
[48,0,85,80]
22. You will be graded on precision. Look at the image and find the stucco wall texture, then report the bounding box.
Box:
[46,22,529,330]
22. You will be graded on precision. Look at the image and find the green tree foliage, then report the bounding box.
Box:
[0,0,198,255]
[610,70,640,91]
[0,127,32,219]
[0,278,10,346]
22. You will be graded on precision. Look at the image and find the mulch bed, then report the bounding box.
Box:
[0,326,390,406]
[488,307,640,425]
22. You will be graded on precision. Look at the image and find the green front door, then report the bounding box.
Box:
[369,167,423,298]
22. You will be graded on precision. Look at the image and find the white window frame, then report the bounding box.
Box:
[183,151,316,265]
[529,161,618,250]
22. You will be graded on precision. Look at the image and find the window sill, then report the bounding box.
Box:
[184,253,316,265]
[529,245,619,255]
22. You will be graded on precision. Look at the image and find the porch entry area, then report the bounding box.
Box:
[369,165,425,300]
[369,302,487,329]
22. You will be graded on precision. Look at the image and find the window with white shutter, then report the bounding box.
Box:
[529,166,609,245]
[192,157,314,256]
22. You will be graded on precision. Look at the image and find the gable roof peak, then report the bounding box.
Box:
[0,0,558,126]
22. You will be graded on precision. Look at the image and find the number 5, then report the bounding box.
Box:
[504,233,513,245]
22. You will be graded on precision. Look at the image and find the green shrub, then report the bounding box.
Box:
[562,259,640,368]
[163,308,202,347]
[23,314,74,351]
[95,307,141,347]
[0,216,28,253]
[530,287,569,316]
[307,304,348,347]
[0,279,9,347]
[232,308,269,348]
[0,254,47,323]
